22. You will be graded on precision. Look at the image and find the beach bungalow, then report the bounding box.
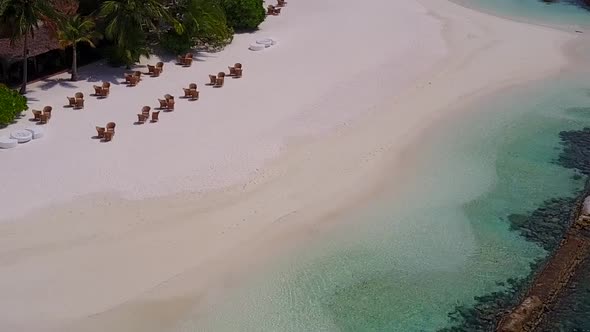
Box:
[0,0,78,85]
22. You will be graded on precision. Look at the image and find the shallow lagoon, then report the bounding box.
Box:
[451,0,590,27]
[179,69,590,331]
[173,2,590,331]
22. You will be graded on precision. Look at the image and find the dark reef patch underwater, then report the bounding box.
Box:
[438,127,590,332]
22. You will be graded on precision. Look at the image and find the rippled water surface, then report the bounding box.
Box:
[175,71,590,331]
[451,0,590,27]
[170,2,590,331]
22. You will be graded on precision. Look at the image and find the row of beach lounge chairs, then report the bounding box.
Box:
[158,94,176,111]
[95,122,116,142]
[139,63,243,126]
[206,63,242,88]
[137,106,160,124]
[177,53,194,67]
[147,62,165,77]
[50,59,244,142]
[182,83,200,100]
[31,106,52,124]
[66,92,85,109]
[92,82,111,98]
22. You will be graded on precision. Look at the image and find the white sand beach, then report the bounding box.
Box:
[0,0,576,330]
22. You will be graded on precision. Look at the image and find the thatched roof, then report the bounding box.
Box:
[0,0,78,64]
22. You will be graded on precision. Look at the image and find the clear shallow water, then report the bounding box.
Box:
[450,0,590,27]
[172,3,590,331]
[177,73,590,331]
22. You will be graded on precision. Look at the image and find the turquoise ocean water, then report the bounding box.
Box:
[178,2,590,331]
[451,0,590,27]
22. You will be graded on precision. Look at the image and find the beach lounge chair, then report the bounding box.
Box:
[229,63,243,77]
[156,62,164,73]
[158,99,168,109]
[43,108,52,119]
[96,126,105,139]
[267,5,275,15]
[124,73,133,83]
[214,72,225,87]
[151,111,160,122]
[189,89,199,100]
[163,95,175,110]
[152,67,161,77]
[214,76,224,87]
[67,96,76,107]
[99,82,110,97]
[208,74,217,85]
[103,131,113,142]
[228,63,240,76]
[98,88,109,98]
[32,110,42,121]
[177,53,194,66]
[277,0,287,7]
[142,106,150,119]
[106,122,116,137]
[137,114,147,124]
[75,92,84,99]
[38,113,48,124]
[74,98,84,109]
[147,64,156,74]
[275,7,281,15]
[128,76,139,86]
[166,98,175,111]
[183,88,193,98]
[93,85,103,96]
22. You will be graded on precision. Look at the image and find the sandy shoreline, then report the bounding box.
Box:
[0,0,577,330]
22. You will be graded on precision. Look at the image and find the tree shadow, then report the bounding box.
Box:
[80,65,125,85]
[0,120,18,129]
[193,52,216,62]
[37,78,77,91]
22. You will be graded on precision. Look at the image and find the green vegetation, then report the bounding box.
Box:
[57,14,101,81]
[0,0,266,97]
[98,0,182,67]
[162,0,233,54]
[0,0,58,94]
[0,84,28,127]
[221,0,265,31]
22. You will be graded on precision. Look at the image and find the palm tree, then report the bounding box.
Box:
[99,0,182,67]
[0,0,57,94]
[57,15,100,81]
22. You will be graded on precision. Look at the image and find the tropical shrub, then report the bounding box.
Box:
[56,14,100,81]
[162,0,233,54]
[221,0,265,31]
[99,0,181,67]
[160,31,193,55]
[0,84,28,127]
